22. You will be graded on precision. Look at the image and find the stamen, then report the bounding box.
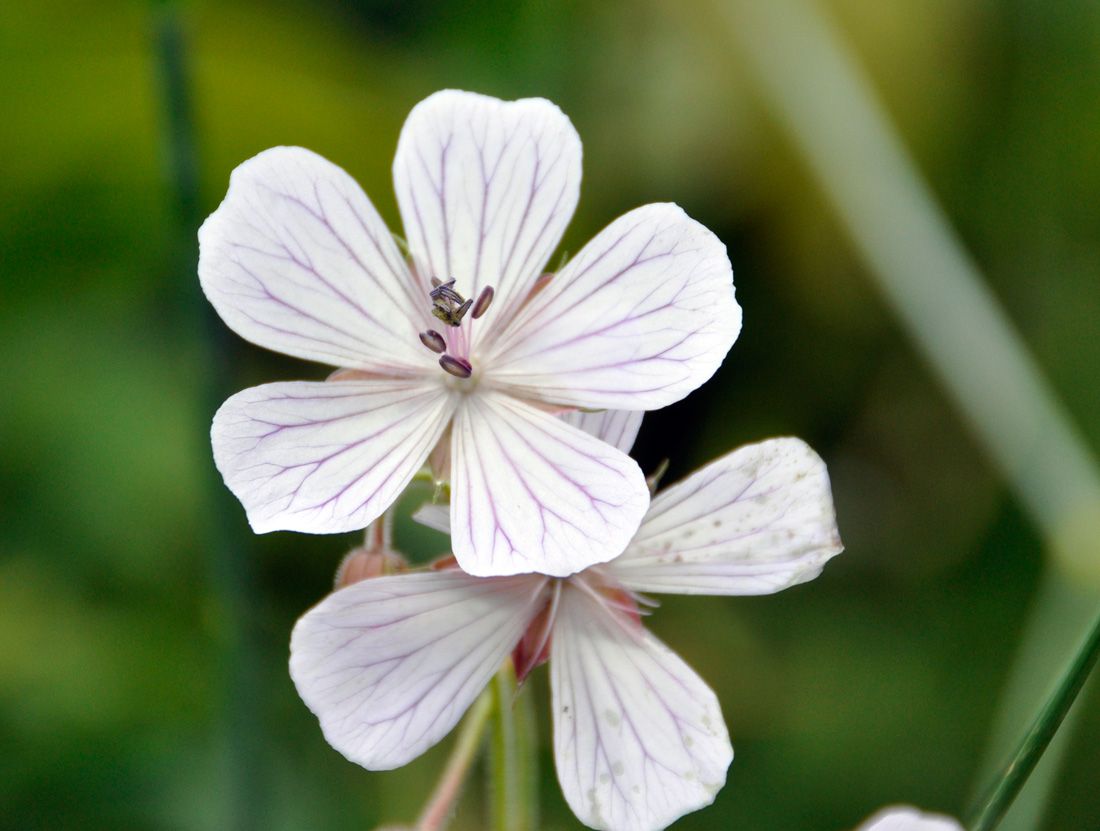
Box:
[471,286,495,319]
[430,280,464,305]
[429,279,474,327]
[419,329,447,354]
[432,299,472,327]
[439,355,473,378]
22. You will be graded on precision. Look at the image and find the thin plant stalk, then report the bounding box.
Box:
[489,662,538,831]
[152,3,265,829]
[967,606,1100,831]
[416,688,496,831]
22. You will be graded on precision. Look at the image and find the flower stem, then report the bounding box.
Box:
[152,4,266,830]
[966,605,1100,831]
[488,662,538,831]
[415,687,495,831]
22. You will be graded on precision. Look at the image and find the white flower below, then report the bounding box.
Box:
[199,90,740,578]
[290,431,842,831]
[855,806,964,831]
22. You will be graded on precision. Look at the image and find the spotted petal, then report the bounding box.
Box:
[212,379,455,534]
[562,410,645,455]
[551,585,732,831]
[393,90,582,347]
[487,203,740,410]
[290,571,547,769]
[199,146,432,373]
[450,390,650,577]
[855,807,965,831]
[608,438,842,595]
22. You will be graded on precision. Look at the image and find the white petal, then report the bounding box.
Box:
[393,90,581,347]
[608,438,842,595]
[411,501,451,534]
[486,203,740,410]
[561,410,645,455]
[199,147,432,372]
[450,391,650,577]
[855,807,964,831]
[212,379,456,534]
[290,571,548,769]
[551,585,732,831]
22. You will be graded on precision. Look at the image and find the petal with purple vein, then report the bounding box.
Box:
[562,409,645,455]
[199,146,432,373]
[551,584,732,831]
[393,90,581,350]
[608,438,843,595]
[449,390,649,578]
[488,203,740,410]
[290,570,548,769]
[212,379,456,534]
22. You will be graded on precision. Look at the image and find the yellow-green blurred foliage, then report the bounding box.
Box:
[2,0,1099,829]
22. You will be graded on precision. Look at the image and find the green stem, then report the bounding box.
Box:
[969,569,1097,831]
[415,688,496,831]
[152,4,264,830]
[489,662,537,831]
[967,606,1100,831]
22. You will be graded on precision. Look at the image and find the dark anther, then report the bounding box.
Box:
[471,286,495,319]
[429,279,475,327]
[439,355,473,378]
[419,330,447,354]
[432,299,472,327]
[430,279,463,305]
[430,276,443,288]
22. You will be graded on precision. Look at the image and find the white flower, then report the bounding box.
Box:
[289,417,842,831]
[198,90,740,578]
[854,806,964,831]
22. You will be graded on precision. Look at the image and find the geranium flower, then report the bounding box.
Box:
[854,807,963,831]
[289,417,842,831]
[198,90,740,577]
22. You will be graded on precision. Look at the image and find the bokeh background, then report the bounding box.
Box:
[3,0,1099,829]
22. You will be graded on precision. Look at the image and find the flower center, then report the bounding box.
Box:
[418,278,495,381]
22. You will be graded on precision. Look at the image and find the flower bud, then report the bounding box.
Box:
[334,547,408,589]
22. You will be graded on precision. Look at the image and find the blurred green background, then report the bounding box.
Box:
[3,0,1099,829]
